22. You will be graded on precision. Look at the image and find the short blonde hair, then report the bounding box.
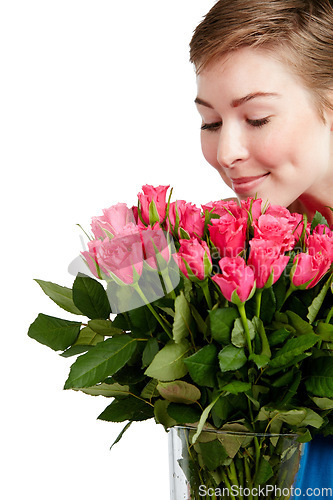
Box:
[190,0,333,118]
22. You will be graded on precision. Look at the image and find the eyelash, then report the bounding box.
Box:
[201,117,270,132]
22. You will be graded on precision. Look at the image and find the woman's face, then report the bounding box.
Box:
[195,47,333,207]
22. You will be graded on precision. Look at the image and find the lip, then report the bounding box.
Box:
[231,173,270,195]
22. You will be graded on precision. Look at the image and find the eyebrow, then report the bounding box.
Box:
[194,92,280,109]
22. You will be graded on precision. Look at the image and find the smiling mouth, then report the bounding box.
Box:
[231,173,270,195]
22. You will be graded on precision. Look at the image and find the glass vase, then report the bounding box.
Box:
[168,426,303,500]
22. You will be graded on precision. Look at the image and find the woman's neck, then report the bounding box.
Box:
[288,193,333,226]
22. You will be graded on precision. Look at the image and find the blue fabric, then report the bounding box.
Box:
[293,436,333,498]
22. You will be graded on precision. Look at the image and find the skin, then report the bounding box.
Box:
[195,47,333,224]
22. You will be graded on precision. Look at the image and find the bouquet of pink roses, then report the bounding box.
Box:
[28,185,333,500]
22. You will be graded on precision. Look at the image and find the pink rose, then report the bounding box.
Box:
[95,227,144,284]
[131,205,139,224]
[141,224,171,270]
[308,232,333,258]
[81,240,109,279]
[253,213,296,252]
[91,203,136,239]
[265,205,304,241]
[173,238,212,280]
[137,184,169,225]
[313,224,333,237]
[264,206,304,242]
[212,256,255,303]
[292,233,333,288]
[208,213,247,257]
[248,239,289,289]
[167,200,205,239]
[202,199,243,218]
[240,198,263,221]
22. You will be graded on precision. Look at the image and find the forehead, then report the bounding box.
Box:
[196,47,301,98]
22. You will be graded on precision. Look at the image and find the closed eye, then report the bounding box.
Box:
[201,121,222,132]
[247,117,270,128]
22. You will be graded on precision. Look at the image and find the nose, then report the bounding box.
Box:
[217,123,249,168]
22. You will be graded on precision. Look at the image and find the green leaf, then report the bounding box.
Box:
[184,344,218,387]
[73,326,104,346]
[144,339,191,381]
[249,353,270,370]
[127,305,157,336]
[98,397,154,422]
[316,322,333,342]
[142,338,159,368]
[190,305,208,337]
[154,400,177,428]
[260,287,276,324]
[272,370,295,388]
[218,345,247,372]
[312,396,333,410]
[72,274,111,319]
[311,211,329,232]
[210,307,239,344]
[231,317,255,348]
[257,408,307,428]
[307,276,332,323]
[273,273,287,311]
[267,353,311,376]
[286,311,314,335]
[60,345,93,357]
[167,403,201,424]
[268,328,291,347]
[179,227,190,240]
[254,458,273,486]
[305,357,333,397]
[64,335,137,389]
[157,380,201,404]
[301,408,324,429]
[140,379,159,399]
[110,422,132,450]
[172,291,191,343]
[221,380,251,394]
[76,382,130,397]
[35,279,82,315]
[88,319,123,336]
[199,439,229,470]
[217,423,251,457]
[28,313,81,351]
[269,333,318,369]
[192,395,222,444]
[253,316,271,360]
[280,371,301,406]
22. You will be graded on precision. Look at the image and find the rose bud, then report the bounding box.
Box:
[212,256,255,303]
[173,238,212,281]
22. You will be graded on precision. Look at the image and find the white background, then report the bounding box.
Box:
[1,2,233,499]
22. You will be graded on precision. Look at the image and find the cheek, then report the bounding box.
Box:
[201,133,219,169]
[252,131,287,169]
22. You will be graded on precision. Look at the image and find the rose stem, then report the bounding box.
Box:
[159,267,177,299]
[221,470,237,500]
[255,289,263,318]
[238,303,253,355]
[326,305,333,324]
[133,283,172,338]
[243,458,254,500]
